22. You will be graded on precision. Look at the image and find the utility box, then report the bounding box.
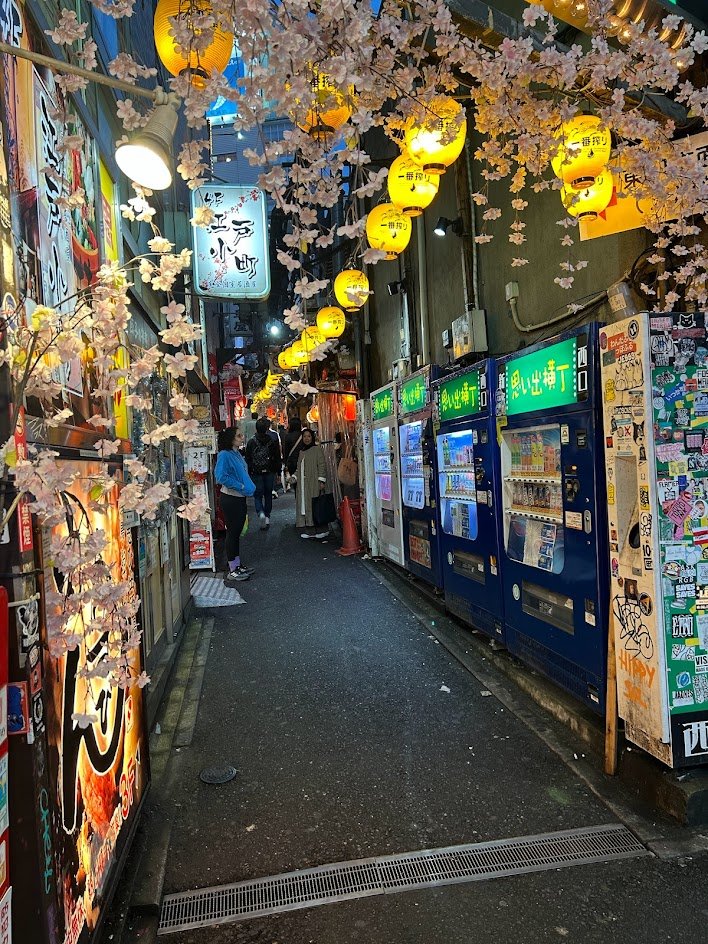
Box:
[452,309,488,360]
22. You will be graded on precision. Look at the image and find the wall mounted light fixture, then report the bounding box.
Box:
[433,216,465,237]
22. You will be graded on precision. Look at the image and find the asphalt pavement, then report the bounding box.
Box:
[148,493,708,943]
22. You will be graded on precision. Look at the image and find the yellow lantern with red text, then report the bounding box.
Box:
[153,0,233,89]
[334,269,370,311]
[404,96,467,175]
[316,306,346,338]
[561,170,614,220]
[551,115,611,190]
[366,204,412,260]
[387,153,439,217]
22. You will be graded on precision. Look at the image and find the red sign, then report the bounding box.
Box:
[14,409,33,553]
[189,525,213,568]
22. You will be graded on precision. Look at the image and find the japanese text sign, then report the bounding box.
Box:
[192,185,270,300]
[399,375,428,414]
[438,370,481,422]
[504,337,579,417]
[372,387,394,421]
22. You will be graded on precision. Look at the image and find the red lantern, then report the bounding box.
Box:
[266,405,276,419]
[343,394,357,422]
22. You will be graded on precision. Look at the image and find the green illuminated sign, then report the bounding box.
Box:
[400,375,428,414]
[505,337,578,416]
[438,369,481,422]
[372,387,394,420]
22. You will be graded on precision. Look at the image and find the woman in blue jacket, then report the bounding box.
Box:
[215,426,256,584]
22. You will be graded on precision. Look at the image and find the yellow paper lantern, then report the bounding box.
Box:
[561,171,614,220]
[366,204,412,260]
[278,349,298,370]
[293,67,353,137]
[290,339,310,363]
[301,326,327,352]
[551,115,611,190]
[316,306,346,338]
[404,96,467,175]
[334,269,370,311]
[265,370,281,389]
[154,0,233,89]
[387,153,439,217]
[310,404,320,423]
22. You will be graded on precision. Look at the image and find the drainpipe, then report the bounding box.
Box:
[416,217,430,366]
[463,137,481,310]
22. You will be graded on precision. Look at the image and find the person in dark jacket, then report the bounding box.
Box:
[281,417,303,490]
[214,426,256,584]
[245,417,282,528]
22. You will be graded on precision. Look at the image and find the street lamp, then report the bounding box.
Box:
[0,41,177,191]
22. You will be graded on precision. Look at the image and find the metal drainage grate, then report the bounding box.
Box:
[158,823,648,934]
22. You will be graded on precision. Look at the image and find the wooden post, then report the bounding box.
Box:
[604,620,619,775]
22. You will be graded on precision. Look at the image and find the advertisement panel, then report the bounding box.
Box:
[41,461,148,944]
[191,184,270,299]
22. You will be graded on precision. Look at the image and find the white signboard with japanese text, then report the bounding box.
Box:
[191,185,270,300]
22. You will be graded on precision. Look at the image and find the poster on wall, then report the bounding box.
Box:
[41,461,149,944]
[191,184,270,300]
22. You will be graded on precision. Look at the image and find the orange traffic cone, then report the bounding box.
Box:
[337,496,363,556]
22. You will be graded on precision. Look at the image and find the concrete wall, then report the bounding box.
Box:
[365,140,650,390]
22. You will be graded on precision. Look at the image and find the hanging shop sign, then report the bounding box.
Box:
[501,335,588,417]
[191,184,270,300]
[580,133,708,241]
[371,386,394,421]
[399,374,428,415]
[438,369,483,423]
[40,461,148,944]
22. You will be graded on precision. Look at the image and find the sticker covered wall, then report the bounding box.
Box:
[601,313,708,768]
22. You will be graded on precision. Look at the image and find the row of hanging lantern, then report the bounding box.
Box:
[551,115,614,222]
[366,95,467,259]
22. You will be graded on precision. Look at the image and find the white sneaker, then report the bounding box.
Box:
[265,517,270,528]
[258,511,266,522]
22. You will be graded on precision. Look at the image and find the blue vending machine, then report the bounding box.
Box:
[431,361,505,641]
[398,366,443,588]
[496,324,609,714]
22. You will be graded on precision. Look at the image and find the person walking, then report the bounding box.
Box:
[215,426,256,584]
[245,417,282,529]
[294,428,328,539]
[282,416,303,491]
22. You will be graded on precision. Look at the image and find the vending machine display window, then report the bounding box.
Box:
[373,425,392,501]
[399,420,425,510]
[501,425,565,574]
[437,429,478,540]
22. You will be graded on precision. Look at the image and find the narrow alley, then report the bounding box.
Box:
[123,496,708,944]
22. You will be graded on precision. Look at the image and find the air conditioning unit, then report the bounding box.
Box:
[391,357,411,381]
[452,308,488,360]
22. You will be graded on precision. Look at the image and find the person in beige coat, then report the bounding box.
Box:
[294,428,328,538]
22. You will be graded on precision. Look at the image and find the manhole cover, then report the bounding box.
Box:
[199,765,238,785]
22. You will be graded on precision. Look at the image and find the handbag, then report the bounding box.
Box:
[337,441,358,487]
[312,492,337,526]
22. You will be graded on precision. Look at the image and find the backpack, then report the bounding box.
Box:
[251,437,272,473]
